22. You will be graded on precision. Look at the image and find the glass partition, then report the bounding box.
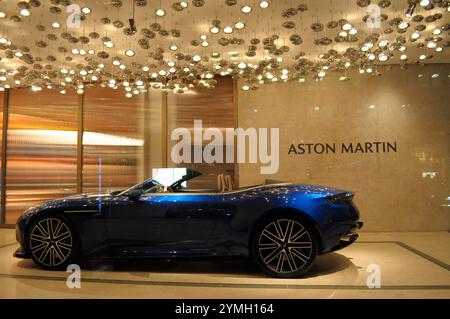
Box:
[82,86,146,194]
[5,89,78,224]
[167,77,235,189]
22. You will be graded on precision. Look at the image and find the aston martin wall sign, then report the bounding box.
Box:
[288,142,397,155]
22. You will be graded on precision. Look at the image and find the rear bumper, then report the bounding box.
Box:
[340,221,363,243]
[329,221,363,252]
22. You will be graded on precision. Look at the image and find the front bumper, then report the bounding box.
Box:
[13,247,29,258]
[13,218,30,259]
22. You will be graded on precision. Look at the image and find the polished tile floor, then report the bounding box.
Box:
[0,229,449,299]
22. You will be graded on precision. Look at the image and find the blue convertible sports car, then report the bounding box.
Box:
[14,170,363,277]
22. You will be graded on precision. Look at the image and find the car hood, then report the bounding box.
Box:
[21,193,111,219]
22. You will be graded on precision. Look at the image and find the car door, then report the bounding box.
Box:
[105,192,222,249]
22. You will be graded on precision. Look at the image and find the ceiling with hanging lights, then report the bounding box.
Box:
[0,0,448,96]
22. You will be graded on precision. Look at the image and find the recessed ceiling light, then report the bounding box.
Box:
[0,11,6,18]
[259,1,269,8]
[20,9,30,17]
[235,21,245,30]
[378,53,388,61]
[339,31,347,37]
[210,26,220,34]
[318,71,326,78]
[201,41,209,47]
[398,21,409,29]
[419,54,426,60]
[241,5,252,14]
[435,47,443,52]
[104,41,114,48]
[419,0,430,6]
[14,51,23,57]
[170,44,178,51]
[52,22,61,28]
[349,28,358,35]
[71,48,79,54]
[433,28,442,35]
[87,49,95,55]
[125,49,135,57]
[112,59,121,65]
[242,85,250,91]
[81,7,91,14]
[427,41,436,49]
[192,55,201,62]
[400,54,408,60]
[368,104,376,109]
[79,49,87,55]
[411,32,421,40]
[342,23,352,31]
[223,26,233,34]
[156,9,166,17]
[379,40,389,47]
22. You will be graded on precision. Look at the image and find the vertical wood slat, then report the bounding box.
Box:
[233,79,239,188]
[1,89,9,224]
[143,91,152,178]
[162,92,168,168]
[76,93,84,194]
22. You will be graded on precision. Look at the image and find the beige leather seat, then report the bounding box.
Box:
[217,174,225,192]
[225,175,233,192]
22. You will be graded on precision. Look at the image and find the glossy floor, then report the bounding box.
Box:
[0,229,449,299]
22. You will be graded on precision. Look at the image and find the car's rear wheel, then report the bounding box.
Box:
[252,214,318,278]
[27,214,80,270]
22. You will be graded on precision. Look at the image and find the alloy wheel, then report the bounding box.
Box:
[29,217,73,267]
[257,218,313,274]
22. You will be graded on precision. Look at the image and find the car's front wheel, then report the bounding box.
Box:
[27,214,80,270]
[252,214,318,278]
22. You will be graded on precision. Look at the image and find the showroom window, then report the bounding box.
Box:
[5,89,78,224]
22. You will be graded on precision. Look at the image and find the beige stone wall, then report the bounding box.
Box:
[237,64,450,231]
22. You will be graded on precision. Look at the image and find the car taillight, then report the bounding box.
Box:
[326,192,354,204]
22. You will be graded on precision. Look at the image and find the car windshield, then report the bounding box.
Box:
[118,169,202,195]
[119,179,162,196]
